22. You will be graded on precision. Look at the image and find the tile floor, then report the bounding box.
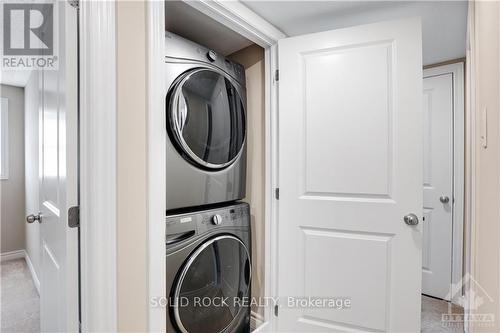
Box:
[422,295,464,333]
[1,259,40,333]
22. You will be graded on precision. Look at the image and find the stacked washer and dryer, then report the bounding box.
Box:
[165,32,252,333]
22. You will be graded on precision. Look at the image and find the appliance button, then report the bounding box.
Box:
[207,50,217,62]
[212,214,222,225]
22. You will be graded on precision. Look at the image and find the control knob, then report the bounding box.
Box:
[212,214,222,225]
[207,50,217,62]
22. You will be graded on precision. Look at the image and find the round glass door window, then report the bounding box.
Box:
[172,235,251,333]
[168,69,246,169]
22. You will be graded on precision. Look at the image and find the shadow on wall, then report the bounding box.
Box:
[229,44,266,319]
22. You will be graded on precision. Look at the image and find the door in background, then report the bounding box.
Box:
[422,71,454,300]
[278,18,423,332]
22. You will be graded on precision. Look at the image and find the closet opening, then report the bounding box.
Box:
[165,1,270,331]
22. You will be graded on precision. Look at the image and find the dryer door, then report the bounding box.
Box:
[168,68,246,169]
[172,235,251,333]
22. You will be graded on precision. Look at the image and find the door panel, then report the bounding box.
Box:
[303,42,393,198]
[38,2,79,332]
[41,242,61,333]
[278,18,422,332]
[40,67,66,332]
[422,73,453,300]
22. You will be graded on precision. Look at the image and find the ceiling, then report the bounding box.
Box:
[165,1,254,56]
[242,1,468,65]
[1,70,31,87]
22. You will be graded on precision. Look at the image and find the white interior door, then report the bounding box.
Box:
[36,2,79,332]
[277,18,423,332]
[422,72,454,300]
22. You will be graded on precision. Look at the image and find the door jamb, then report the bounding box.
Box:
[423,62,465,306]
[155,1,285,332]
[146,1,167,331]
[79,1,117,331]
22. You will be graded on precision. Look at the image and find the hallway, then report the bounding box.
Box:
[422,295,464,333]
[1,259,39,332]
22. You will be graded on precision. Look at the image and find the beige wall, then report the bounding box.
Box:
[470,1,500,332]
[0,84,25,253]
[116,1,148,331]
[230,44,266,318]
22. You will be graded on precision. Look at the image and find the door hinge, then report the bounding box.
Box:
[275,188,280,200]
[68,206,80,228]
[274,69,279,82]
[68,0,79,9]
[274,305,279,317]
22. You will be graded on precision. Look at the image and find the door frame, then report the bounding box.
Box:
[79,1,118,331]
[78,0,284,331]
[423,62,465,306]
[151,1,285,332]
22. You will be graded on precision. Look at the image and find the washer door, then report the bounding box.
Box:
[172,235,251,333]
[168,68,246,169]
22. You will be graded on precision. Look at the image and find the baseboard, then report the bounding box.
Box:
[1,249,40,295]
[0,249,25,262]
[25,251,40,294]
[251,311,265,332]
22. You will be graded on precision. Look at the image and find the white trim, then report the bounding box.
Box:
[147,0,167,332]
[423,62,465,306]
[251,311,265,332]
[266,43,280,333]
[25,250,41,294]
[251,321,269,333]
[0,249,25,262]
[464,3,476,332]
[0,97,9,180]
[79,1,117,332]
[183,0,286,48]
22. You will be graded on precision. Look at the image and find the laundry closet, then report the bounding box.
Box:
[164,2,268,332]
[160,2,468,333]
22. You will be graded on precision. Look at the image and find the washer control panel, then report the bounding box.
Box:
[166,202,250,248]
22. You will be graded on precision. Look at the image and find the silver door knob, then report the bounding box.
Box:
[404,213,419,226]
[26,213,42,224]
[440,196,450,204]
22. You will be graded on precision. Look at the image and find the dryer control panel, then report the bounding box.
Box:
[165,31,246,86]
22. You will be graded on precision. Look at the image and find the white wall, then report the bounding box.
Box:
[0,84,26,253]
[24,72,41,276]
